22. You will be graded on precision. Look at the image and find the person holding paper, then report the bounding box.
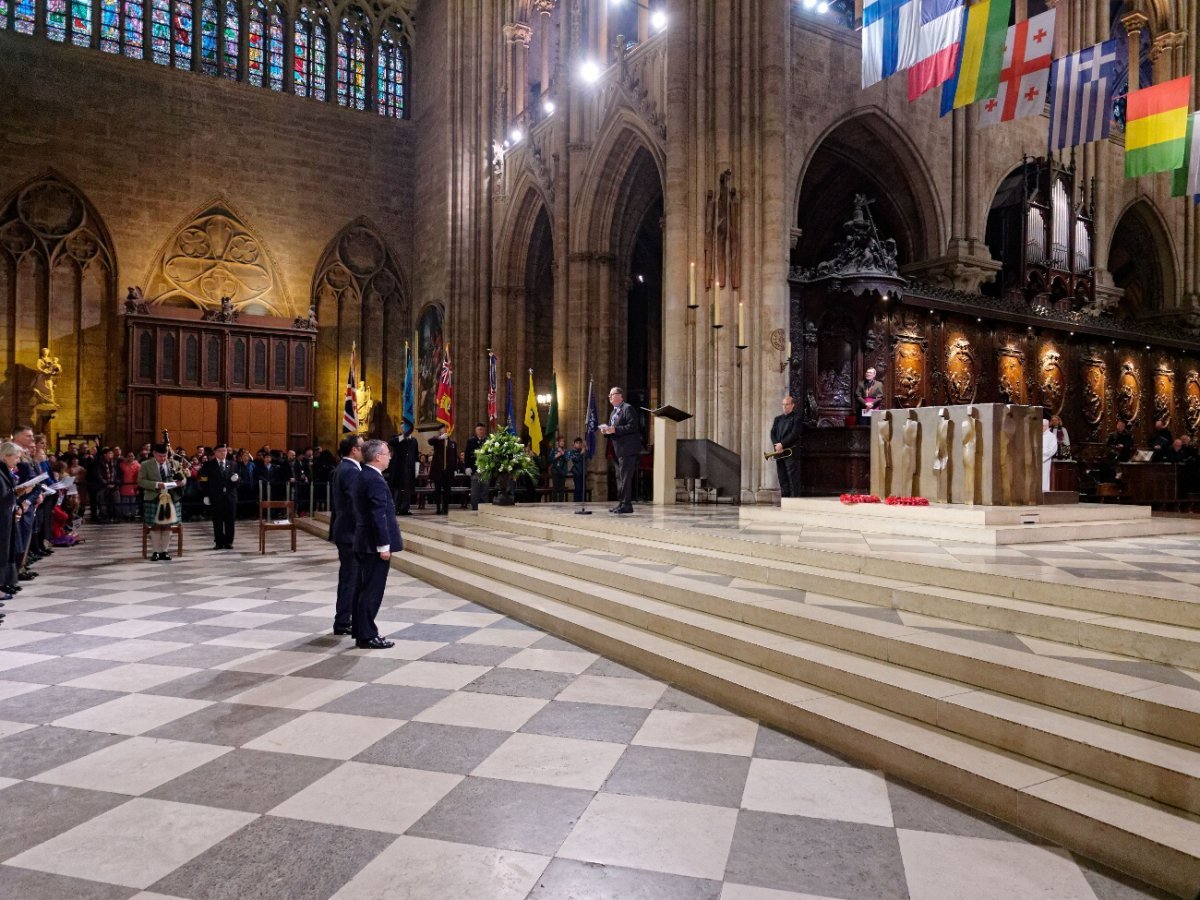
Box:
[138,442,183,561]
[0,441,20,601]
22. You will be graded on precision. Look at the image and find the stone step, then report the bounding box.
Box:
[474,506,1200,627]
[466,510,1200,668]
[403,529,1200,816]
[400,519,1200,748]
[391,544,1200,899]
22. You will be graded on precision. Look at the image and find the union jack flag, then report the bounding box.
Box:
[435,344,455,434]
[342,344,358,433]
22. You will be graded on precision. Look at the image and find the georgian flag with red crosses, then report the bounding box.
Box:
[978,8,1057,128]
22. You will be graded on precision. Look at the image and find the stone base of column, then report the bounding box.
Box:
[901,240,1002,295]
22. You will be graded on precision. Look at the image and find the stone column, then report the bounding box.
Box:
[504,22,532,117]
[283,12,295,92]
[1120,12,1149,93]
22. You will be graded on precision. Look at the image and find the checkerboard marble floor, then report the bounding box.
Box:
[0,522,1171,899]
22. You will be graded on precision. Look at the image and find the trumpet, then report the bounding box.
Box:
[764,447,793,461]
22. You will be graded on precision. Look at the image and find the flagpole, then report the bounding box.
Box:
[577,374,594,516]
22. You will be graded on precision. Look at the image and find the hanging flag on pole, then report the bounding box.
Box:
[1047,39,1119,152]
[862,0,921,89]
[907,0,964,102]
[977,8,1056,128]
[545,371,559,450]
[524,371,544,454]
[402,341,415,435]
[435,343,454,434]
[584,378,598,460]
[1172,112,1200,203]
[940,0,1013,116]
[1125,76,1193,178]
[505,372,516,435]
[342,342,358,433]
[486,350,498,430]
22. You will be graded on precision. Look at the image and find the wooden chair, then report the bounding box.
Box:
[1094,483,1121,503]
[141,523,184,559]
[258,501,297,554]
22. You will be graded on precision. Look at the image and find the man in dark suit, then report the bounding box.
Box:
[464,422,488,509]
[770,395,803,498]
[351,439,402,650]
[600,386,641,514]
[386,432,417,516]
[328,434,364,637]
[199,443,240,549]
[428,424,458,515]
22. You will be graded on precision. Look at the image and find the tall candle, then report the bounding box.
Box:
[713,283,722,328]
[737,301,745,346]
[688,261,697,308]
[785,340,791,360]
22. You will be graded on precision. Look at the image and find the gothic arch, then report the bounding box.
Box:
[1108,197,1179,316]
[0,170,118,435]
[572,112,665,253]
[311,217,409,438]
[493,181,554,383]
[792,108,944,268]
[143,198,293,317]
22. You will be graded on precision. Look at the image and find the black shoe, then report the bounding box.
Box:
[333,625,354,636]
[615,507,634,515]
[18,572,34,581]
[355,636,395,650]
[161,553,172,562]
[149,553,161,561]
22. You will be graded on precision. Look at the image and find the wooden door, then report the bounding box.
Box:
[229,397,288,452]
[156,395,218,454]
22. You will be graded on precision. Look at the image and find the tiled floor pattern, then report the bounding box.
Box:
[485,504,1200,605]
[0,522,1172,899]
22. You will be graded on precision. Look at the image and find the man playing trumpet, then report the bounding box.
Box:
[769,395,802,499]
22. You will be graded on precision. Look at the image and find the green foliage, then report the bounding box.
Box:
[473,430,539,482]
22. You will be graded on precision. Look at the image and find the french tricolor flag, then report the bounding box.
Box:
[908,0,965,102]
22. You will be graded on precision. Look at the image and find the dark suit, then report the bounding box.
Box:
[0,467,17,588]
[770,410,803,498]
[386,435,417,514]
[428,435,458,514]
[329,458,362,632]
[351,465,403,642]
[607,402,641,511]
[199,457,239,548]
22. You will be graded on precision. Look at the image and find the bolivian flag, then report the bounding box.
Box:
[1125,76,1192,178]
[940,0,1012,116]
[1171,112,1200,203]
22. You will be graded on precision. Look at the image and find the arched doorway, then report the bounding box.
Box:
[1109,201,1176,318]
[524,205,554,394]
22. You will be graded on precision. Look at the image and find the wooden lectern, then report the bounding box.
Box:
[649,405,692,505]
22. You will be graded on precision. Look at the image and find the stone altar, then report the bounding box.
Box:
[869,404,1044,505]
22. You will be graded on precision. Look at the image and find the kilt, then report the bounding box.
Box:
[142,496,181,527]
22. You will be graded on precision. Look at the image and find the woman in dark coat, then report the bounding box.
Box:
[0,441,22,601]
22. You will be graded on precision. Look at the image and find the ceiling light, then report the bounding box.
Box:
[509,128,524,143]
[651,10,667,30]
[579,59,601,84]
[542,98,556,115]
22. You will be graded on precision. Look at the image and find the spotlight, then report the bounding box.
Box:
[816,0,830,11]
[579,59,602,84]
[510,128,524,143]
[651,9,667,30]
[802,0,817,8]
[542,97,556,115]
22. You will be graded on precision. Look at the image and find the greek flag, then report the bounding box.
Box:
[1047,39,1119,153]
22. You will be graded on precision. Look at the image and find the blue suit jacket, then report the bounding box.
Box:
[352,465,403,554]
[328,458,362,546]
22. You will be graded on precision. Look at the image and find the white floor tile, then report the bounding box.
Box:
[80,619,180,639]
[61,663,200,693]
[424,611,504,628]
[226,675,361,710]
[556,674,667,709]
[741,759,894,827]
[31,737,230,794]
[70,639,190,663]
[633,710,759,756]
[414,691,547,732]
[472,732,626,790]
[244,711,402,759]
[373,661,491,690]
[499,648,599,674]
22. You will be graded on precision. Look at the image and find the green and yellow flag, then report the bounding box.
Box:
[939,0,1012,115]
[1126,76,1192,178]
[1171,111,1200,202]
[524,370,543,454]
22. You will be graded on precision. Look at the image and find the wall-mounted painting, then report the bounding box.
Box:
[415,302,445,428]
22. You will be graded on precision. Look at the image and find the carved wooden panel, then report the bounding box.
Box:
[944,334,978,404]
[1039,347,1065,416]
[1118,361,1140,424]
[1153,368,1175,427]
[1186,373,1200,433]
[997,346,1027,404]
[1081,355,1107,437]
[892,339,925,408]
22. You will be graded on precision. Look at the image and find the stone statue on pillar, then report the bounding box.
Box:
[30,347,62,423]
[356,380,375,435]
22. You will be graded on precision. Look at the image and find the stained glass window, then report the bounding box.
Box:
[0,0,8,30]
[221,0,237,77]
[100,0,121,51]
[294,3,329,101]
[71,0,91,45]
[199,0,218,74]
[13,0,34,34]
[336,7,369,111]
[47,0,66,40]
[266,4,284,90]
[247,1,264,85]
[151,0,170,63]
[124,0,143,58]
[377,20,407,119]
[172,0,192,70]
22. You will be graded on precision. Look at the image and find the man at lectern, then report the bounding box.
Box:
[855,367,886,420]
[599,386,640,514]
[769,395,802,498]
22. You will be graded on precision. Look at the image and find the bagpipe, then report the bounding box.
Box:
[154,429,186,526]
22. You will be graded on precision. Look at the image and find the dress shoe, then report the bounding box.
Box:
[161,553,173,562]
[333,625,354,636]
[18,572,34,581]
[615,506,634,515]
[355,636,395,650]
[149,552,161,562]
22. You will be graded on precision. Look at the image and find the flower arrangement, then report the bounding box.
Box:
[472,430,539,483]
[839,494,881,505]
[884,496,930,506]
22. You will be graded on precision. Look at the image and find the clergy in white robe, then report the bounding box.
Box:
[1041,419,1058,492]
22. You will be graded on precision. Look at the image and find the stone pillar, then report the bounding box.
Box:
[504,22,532,117]
[283,12,295,92]
[1120,12,1149,93]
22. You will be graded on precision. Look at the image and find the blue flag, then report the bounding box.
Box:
[584,378,598,459]
[505,373,516,435]
[402,342,415,435]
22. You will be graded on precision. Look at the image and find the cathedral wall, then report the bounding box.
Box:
[0,32,416,440]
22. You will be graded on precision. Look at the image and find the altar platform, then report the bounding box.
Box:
[742,496,1200,545]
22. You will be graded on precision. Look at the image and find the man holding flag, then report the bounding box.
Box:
[342,342,359,434]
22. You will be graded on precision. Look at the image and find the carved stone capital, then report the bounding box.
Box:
[901,243,1001,295]
[532,0,556,16]
[1083,272,1124,318]
[503,22,533,48]
[789,227,802,250]
[1120,11,1149,36]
